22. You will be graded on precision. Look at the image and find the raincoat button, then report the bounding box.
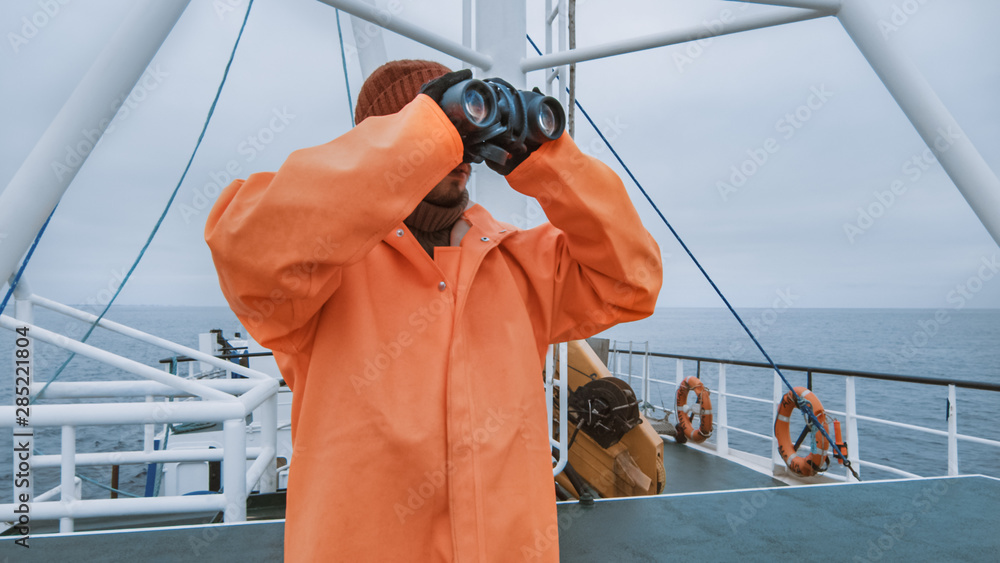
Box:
[481,237,490,242]
[438,281,447,291]
[396,229,404,237]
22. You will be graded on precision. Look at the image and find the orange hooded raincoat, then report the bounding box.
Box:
[205,94,661,561]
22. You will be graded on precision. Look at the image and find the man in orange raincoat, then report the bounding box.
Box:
[205,60,661,562]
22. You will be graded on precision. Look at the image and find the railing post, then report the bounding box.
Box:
[627,341,634,387]
[674,359,683,418]
[14,284,34,506]
[545,345,554,435]
[642,341,650,406]
[717,363,728,457]
[223,418,247,522]
[554,342,569,476]
[771,371,783,474]
[845,376,861,482]
[144,395,155,453]
[947,384,958,476]
[60,425,76,533]
[258,392,278,493]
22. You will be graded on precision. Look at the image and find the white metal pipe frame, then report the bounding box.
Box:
[5,0,999,534]
[0,315,233,402]
[616,345,999,483]
[31,295,273,381]
[0,0,191,283]
[837,0,1000,248]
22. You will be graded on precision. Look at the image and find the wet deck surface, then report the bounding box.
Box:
[558,475,1000,562]
[658,440,786,494]
[4,443,997,562]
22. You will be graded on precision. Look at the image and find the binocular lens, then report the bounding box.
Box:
[463,89,490,125]
[537,104,557,137]
[524,96,565,143]
[440,79,499,136]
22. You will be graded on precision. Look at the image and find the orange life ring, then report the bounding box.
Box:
[774,387,830,477]
[675,376,712,444]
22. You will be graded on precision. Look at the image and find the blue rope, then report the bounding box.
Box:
[31,446,143,498]
[33,0,257,402]
[76,473,142,498]
[525,35,858,480]
[0,206,57,315]
[334,9,355,126]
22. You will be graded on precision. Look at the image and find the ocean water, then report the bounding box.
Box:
[598,307,1000,480]
[0,306,244,502]
[1,306,998,502]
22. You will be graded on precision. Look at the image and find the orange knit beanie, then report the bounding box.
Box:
[354,59,452,124]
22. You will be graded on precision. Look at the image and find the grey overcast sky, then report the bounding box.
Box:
[1,0,999,309]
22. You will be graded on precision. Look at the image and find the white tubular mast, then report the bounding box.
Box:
[522,6,834,72]
[317,0,493,70]
[345,0,389,78]
[0,0,191,284]
[837,0,1000,248]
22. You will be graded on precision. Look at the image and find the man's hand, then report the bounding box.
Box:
[485,142,539,176]
[420,69,473,105]
[485,87,552,176]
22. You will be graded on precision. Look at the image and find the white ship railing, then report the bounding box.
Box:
[2,291,279,533]
[610,341,1000,484]
[547,343,569,477]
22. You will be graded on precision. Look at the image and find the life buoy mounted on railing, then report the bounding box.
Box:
[774,387,830,477]
[674,376,712,444]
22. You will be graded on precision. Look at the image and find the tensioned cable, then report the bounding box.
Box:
[526,35,858,480]
[30,446,142,498]
[0,207,56,315]
[334,8,355,126]
[33,0,257,402]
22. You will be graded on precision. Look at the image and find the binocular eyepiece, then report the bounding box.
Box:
[438,78,566,166]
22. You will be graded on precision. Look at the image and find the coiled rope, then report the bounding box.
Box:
[526,35,859,480]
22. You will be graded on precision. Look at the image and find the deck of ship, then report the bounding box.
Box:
[3,443,998,561]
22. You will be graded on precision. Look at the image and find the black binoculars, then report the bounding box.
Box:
[438,77,566,166]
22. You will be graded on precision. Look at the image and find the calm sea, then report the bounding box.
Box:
[1,306,998,501]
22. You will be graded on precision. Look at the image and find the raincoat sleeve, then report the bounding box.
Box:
[501,133,662,345]
[205,95,463,355]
